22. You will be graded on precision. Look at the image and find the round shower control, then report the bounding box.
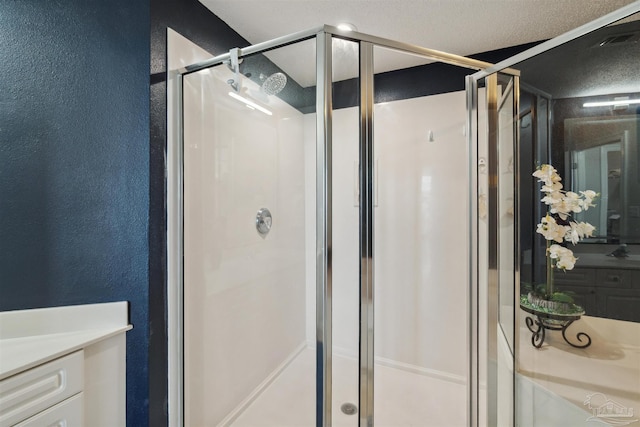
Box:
[256,208,272,237]
[341,403,358,415]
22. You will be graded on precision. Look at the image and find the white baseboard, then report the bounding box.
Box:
[306,341,467,385]
[217,342,307,427]
[374,355,467,385]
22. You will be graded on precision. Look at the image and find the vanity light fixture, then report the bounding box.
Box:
[583,98,640,108]
[336,22,358,32]
[228,91,273,116]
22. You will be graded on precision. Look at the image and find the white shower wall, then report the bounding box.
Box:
[175,30,309,425]
[183,85,307,425]
[305,91,470,381]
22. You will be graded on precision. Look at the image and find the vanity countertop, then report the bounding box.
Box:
[573,253,640,270]
[0,302,132,380]
[518,312,640,420]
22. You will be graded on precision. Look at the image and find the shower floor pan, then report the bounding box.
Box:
[229,347,466,427]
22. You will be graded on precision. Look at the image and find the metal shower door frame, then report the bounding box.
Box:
[168,25,494,427]
[467,70,521,427]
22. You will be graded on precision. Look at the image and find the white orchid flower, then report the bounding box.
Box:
[556,252,577,270]
[573,221,595,239]
[548,244,577,270]
[579,190,598,210]
[533,164,597,275]
[564,221,595,245]
[565,227,580,245]
[541,191,563,206]
[537,215,569,243]
[533,164,562,188]
[541,181,563,193]
[549,201,571,220]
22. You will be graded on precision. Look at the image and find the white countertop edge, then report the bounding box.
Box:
[0,325,133,381]
[0,301,129,339]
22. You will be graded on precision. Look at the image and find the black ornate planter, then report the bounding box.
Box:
[520,295,592,349]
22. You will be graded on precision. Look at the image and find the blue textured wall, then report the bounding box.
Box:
[0,2,150,425]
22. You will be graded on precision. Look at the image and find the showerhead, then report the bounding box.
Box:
[260,72,287,96]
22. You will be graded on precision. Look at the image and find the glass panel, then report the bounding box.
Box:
[510,10,640,427]
[182,37,317,426]
[476,80,489,427]
[372,45,470,426]
[519,90,535,295]
[496,73,517,427]
[328,36,360,426]
[476,71,518,427]
[534,96,550,287]
[498,74,516,357]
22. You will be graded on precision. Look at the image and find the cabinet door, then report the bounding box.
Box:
[599,288,640,322]
[14,393,83,427]
[552,268,595,287]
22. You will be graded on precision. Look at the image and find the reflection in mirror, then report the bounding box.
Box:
[515,12,640,323]
[566,115,638,243]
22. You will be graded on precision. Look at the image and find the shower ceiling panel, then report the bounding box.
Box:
[199,0,637,86]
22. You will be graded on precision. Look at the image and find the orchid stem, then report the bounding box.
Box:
[546,239,554,296]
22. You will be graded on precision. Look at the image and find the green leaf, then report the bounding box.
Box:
[550,292,574,304]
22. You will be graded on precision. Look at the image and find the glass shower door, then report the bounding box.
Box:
[473,71,519,427]
[179,35,318,426]
[367,44,474,427]
[493,72,518,427]
[327,35,360,427]
[473,8,640,427]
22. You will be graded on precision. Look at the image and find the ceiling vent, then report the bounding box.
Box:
[595,32,640,47]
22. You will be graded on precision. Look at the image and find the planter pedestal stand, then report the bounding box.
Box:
[520,304,592,349]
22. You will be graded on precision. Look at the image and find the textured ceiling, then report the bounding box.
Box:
[517,17,640,98]
[201,0,636,54]
[198,0,639,95]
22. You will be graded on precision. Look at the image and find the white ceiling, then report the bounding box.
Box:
[200,0,638,55]
[199,0,638,89]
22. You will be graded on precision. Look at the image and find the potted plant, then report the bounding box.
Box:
[519,164,598,348]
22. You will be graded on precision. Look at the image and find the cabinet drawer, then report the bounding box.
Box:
[15,393,83,427]
[553,268,595,286]
[0,351,84,427]
[596,269,634,288]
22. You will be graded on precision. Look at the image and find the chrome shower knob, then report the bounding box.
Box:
[256,208,272,236]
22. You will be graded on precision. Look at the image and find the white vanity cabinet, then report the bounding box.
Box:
[0,351,84,426]
[0,302,132,427]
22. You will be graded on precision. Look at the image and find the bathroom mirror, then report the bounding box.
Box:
[515,12,640,322]
[566,115,639,243]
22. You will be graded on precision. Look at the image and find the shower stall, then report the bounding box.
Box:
[168,26,495,426]
[167,4,640,426]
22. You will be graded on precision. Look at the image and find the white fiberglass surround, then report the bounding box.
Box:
[303,94,470,380]
[171,28,472,426]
